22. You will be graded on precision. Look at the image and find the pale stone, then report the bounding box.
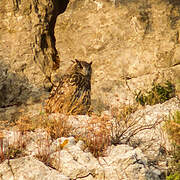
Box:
[50,136,76,153]
[50,150,89,179]
[0,156,69,180]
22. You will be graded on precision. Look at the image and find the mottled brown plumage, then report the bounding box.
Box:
[45,59,92,115]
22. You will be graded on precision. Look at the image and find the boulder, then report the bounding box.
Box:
[0,156,69,180]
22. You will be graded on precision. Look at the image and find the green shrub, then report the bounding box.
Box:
[136,81,175,106]
[166,172,180,180]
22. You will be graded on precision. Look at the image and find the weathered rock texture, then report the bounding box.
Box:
[55,0,180,111]
[0,0,69,109]
[0,156,69,180]
[0,1,180,179]
[0,0,69,122]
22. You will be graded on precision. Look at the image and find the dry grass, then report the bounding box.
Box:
[0,113,72,164]
[0,104,151,162]
[164,111,180,179]
[164,111,180,146]
[110,105,138,145]
[15,113,73,165]
[1,102,164,163]
[77,114,111,157]
[16,113,72,139]
[0,134,26,164]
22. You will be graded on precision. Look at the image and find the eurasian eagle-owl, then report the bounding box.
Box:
[45,59,92,115]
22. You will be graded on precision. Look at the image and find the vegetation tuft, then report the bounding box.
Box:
[136,81,175,106]
[0,143,26,164]
[110,105,138,145]
[2,97,178,170]
[76,114,111,157]
[164,111,180,180]
[16,113,72,139]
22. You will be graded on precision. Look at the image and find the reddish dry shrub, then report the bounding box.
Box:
[0,137,26,163]
[0,113,72,163]
[16,113,72,139]
[76,114,111,157]
[2,105,140,160]
[165,111,180,146]
[110,105,138,145]
[0,134,4,163]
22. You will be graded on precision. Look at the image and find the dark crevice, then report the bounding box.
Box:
[40,34,48,52]
[169,5,180,29]
[32,0,69,78]
[49,0,70,70]
[167,0,180,6]
[11,0,69,78]
[53,0,70,15]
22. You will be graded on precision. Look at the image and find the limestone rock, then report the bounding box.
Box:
[129,97,180,158]
[0,156,69,180]
[99,144,163,180]
[50,140,104,179]
[1,95,178,179]
[1,0,180,119]
[50,136,76,153]
[24,129,52,156]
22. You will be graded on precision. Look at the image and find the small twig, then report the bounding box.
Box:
[7,158,15,178]
[133,153,146,168]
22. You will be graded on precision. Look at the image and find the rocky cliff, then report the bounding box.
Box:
[0,0,69,120]
[1,0,180,117]
[0,0,69,108]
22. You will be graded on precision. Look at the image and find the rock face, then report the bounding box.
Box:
[0,156,69,180]
[0,0,180,119]
[0,0,69,109]
[55,0,180,111]
[0,1,180,178]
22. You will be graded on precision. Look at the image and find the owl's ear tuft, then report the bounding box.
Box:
[74,59,83,68]
[75,59,80,64]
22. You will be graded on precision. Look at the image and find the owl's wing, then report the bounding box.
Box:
[45,75,75,113]
[48,75,66,98]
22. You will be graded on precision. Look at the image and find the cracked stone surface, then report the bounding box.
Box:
[0,156,69,180]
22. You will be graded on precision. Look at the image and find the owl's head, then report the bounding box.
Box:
[71,59,92,78]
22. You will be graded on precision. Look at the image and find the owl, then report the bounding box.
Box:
[45,59,92,115]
